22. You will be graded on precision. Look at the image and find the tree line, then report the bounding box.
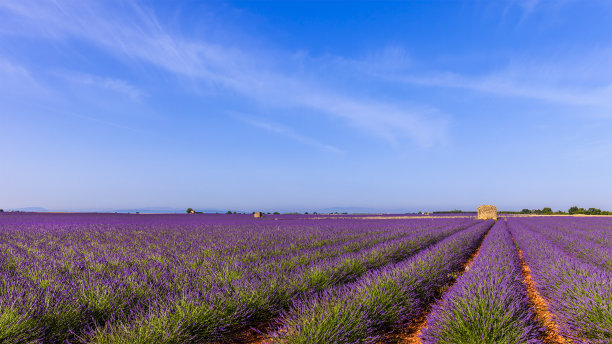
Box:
[518,206,612,215]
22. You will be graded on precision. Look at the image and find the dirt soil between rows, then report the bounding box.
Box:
[515,246,571,344]
[244,223,493,344]
[379,225,492,344]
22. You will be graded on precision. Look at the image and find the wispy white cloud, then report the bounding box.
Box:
[0,59,53,98]
[391,72,612,109]
[377,49,612,114]
[505,0,576,20]
[52,71,145,100]
[232,113,342,154]
[515,0,540,17]
[0,58,29,76]
[0,59,144,132]
[0,0,447,147]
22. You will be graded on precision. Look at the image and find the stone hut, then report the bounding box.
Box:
[477,205,497,220]
[253,212,264,218]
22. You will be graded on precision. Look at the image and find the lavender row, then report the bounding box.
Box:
[508,218,612,343]
[421,220,543,343]
[0,215,403,341]
[0,215,444,304]
[525,217,612,245]
[513,217,612,271]
[85,220,477,343]
[510,216,612,247]
[269,220,493,344]
[0,213,477,342]
[0,215,467,291]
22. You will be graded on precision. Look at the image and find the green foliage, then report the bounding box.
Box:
[588,208,602,215]
[282,299,372,344]
[186,208,193,214]
[39,306,83,343]
[0,307,42,343]
[568,206,611,215]
[432,294,531,344]
[569,206,583,214]
[88,295,249,344]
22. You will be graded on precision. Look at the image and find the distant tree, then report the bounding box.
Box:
[227,210,232,214]
[186,208,194,214]
[568,206,587,215]
[541,207,553,215]
[313,211,318,215]
[233,211,237,214]
[0,209,3,212]
[273,211,280,215]
[304,212,309,214]
[587,208,602,215]
[520,209,531,214]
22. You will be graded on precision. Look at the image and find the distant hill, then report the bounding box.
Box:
[109,207,229,214]
[5,207,229,214]
[316,207,414,214]
[6,206,422,214]
[11,207,49,212]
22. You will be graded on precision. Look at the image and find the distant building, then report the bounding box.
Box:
[254,212,264,218]
[477,205,497,220]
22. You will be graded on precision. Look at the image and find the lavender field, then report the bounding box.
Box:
[1,213,611,343]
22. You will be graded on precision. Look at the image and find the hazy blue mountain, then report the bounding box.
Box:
[11,207,49,212]
[316,207,414,214]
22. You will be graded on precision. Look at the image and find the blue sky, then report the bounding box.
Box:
[1,0,612,212]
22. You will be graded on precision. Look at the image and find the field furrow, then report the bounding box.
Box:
[418,219,544,344]
[85,220,478,343]
[513,218,612,271]
[3,213,610,344]
[0,213,478,343]
[264,220,492,344]
[508,218,612,343]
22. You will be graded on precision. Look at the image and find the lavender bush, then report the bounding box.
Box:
[3,212,610,343]
[422,220,543,344]
[509,217,612,343]
[0,213,476,343]
[273,220,493,343]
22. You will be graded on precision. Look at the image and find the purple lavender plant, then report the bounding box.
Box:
[273,220,493,344]
[509,217,612,343]
[421,220,544,344]
[0,212,478,343]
